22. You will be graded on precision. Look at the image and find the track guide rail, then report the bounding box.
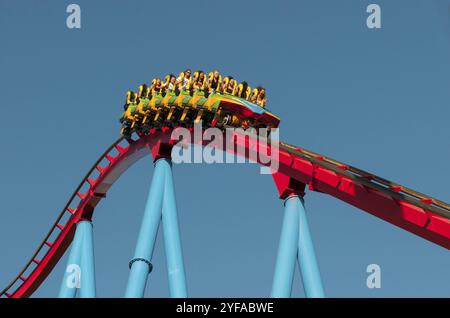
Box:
[1,128,449,298]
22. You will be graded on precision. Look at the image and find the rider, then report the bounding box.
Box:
[224,77,237,95]
[123,90,133,110]
[164,74,177,93]
[150,78,163,95]
[250,87,258,104]
[256,87,267,108]
[176,69,192,91]
[236,81,251,99]
[193,71,206,92]
[207,70,221,94]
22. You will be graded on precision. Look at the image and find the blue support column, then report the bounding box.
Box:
[161,160,187,297]
[297,197,325,298]
[59,222,84,298]
[79,221,96,298]
[271,196,300,298]
[125,158,166,298]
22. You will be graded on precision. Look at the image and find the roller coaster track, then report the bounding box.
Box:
[1,127,449,298]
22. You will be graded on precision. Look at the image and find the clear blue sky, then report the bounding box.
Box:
[0,0,449,297]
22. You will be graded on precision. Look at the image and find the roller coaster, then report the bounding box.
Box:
[119,70,275,138]
[1,71,449,298]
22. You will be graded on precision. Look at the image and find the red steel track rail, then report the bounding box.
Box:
[1,127,449,298]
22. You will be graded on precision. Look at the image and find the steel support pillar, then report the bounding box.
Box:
[162,160,187,297]
[271,195,324,298]
[296,197,324,298]
[125,158,166,298]
[271,196,300,297]
[58,221,84,298]
[78,221,96,298]
[59,219,96,298]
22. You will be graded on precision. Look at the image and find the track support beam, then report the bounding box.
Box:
[58,220,96,298]
[271,195,324,298]
[125,156,187,298]
[271,196,300,297]
[59,222,83,298]
[296,196,324,298]
[125,158,166,298]
[79,221,96,297]
[272,173,324,298]
[162,160,187,297]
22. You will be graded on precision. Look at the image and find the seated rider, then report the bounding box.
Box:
[250,86,259,104]
[256,87,267,108]
[164,74,177,93]
[236,81,251,100]
[222,76,236,95]
[138,84,148,99]
[123,90,133,110]
[122,91,138,120]
[207,70,221,94]
[176,69,192,91]
[221,76,230,94]
[193,71,206,92]
[150,78,163,95]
